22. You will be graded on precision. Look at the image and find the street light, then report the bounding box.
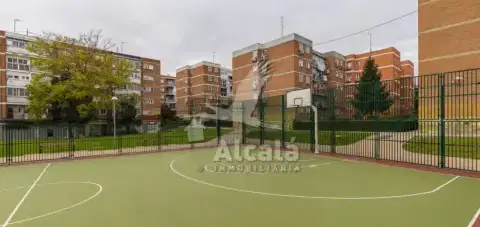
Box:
[14,19,21,33]
[112,96,119,149]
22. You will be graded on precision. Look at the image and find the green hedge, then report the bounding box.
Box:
[293,117,418,132]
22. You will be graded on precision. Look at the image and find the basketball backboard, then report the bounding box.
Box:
[286,88,311,108]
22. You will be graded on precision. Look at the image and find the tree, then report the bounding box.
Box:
[350,58,393,119]
[26,30,133,122]
[159,103,176,121]
[116,95,141,133]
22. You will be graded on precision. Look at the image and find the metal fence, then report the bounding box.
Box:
[0,69,479,172]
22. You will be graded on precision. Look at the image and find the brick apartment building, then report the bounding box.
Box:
[343,47,415,117]
[232,33,313,100]
[175,61,222,116]
[0,30,168,127]
[419,0,480,119]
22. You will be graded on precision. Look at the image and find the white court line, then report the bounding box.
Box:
[1,163,51,227]
[309,162,334,168]
[170,159,460,200]
[467,207,480,227]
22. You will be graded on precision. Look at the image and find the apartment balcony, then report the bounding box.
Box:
[165,98,176,104]
[7,96,28,105]
[115,89,140,95]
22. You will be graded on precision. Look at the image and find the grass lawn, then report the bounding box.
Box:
[246,129,371,146]
[403,136,480,159]
[0,128,232,157]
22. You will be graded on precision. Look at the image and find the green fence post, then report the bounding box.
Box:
[374,80,381,160]
[310,105,315,153]
[281,95,286,148]
[260,98,264,145]
[439,73,446,168]
[157,120,161,151]
[216,104,221,145]
[242,101,246,144]
[68,122,75,158]
[329,88,336,153]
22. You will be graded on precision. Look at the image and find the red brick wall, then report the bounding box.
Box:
[141,58,161,120]
[232,39,313,100]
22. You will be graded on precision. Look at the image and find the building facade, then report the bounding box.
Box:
[175,61,221,116]
[419,0,480,120]
[220,67,232,97]
[0,30,164,123]
[344,47,415,117]
[232,33,314,100]
[160,75,176,112]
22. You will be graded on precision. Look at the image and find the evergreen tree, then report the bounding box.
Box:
[350,58,393,119]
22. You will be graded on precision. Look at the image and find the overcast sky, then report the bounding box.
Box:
[0,0,418,76]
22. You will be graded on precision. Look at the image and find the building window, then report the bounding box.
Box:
[305,46,310,54]
[184,80,188,84]
[306,62,310,69]
[306,76,310,84]
[130,73,141,79]
[208,66,212,72]
[299,74,304,83]
[143,76,154,81]
[339,72,343,79]
[7,57,29,71]
[214,67,218,73]
[299,43,304,51]
[208,75,213,81]
[7,39,26,49]
[145,87,153,92]
[144,99,153,104]
[161,79,165,83]
[299,60,304,67]
[356,74,360,80]
[143,64,154,70]
[208,86,212,91]
[7,88,29,97]
[99,109,107,115]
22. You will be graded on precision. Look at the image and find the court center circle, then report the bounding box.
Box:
[0,181,103,226]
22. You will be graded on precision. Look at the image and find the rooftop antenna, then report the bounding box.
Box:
[368,31,372,57]
[281,16,284,37]
[212,52,216,63]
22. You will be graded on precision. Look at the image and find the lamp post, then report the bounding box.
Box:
[14,19,21,32]
[112,96,119,149]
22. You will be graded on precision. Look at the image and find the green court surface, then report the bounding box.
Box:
[0,149,479,227]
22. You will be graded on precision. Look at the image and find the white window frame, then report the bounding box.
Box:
[305,46,310,54]
[299,43,304,51]
[144,98,153,104]
[208,75,213,81]
[214,67,218,73]
[306,62,310,69]
[99,109,107,115]
[6,87,29,97]
[298,74,304,83]
[145,87,153,92]
[299,59,304,67]
[208,66,212,72]
[306,76,310,84]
